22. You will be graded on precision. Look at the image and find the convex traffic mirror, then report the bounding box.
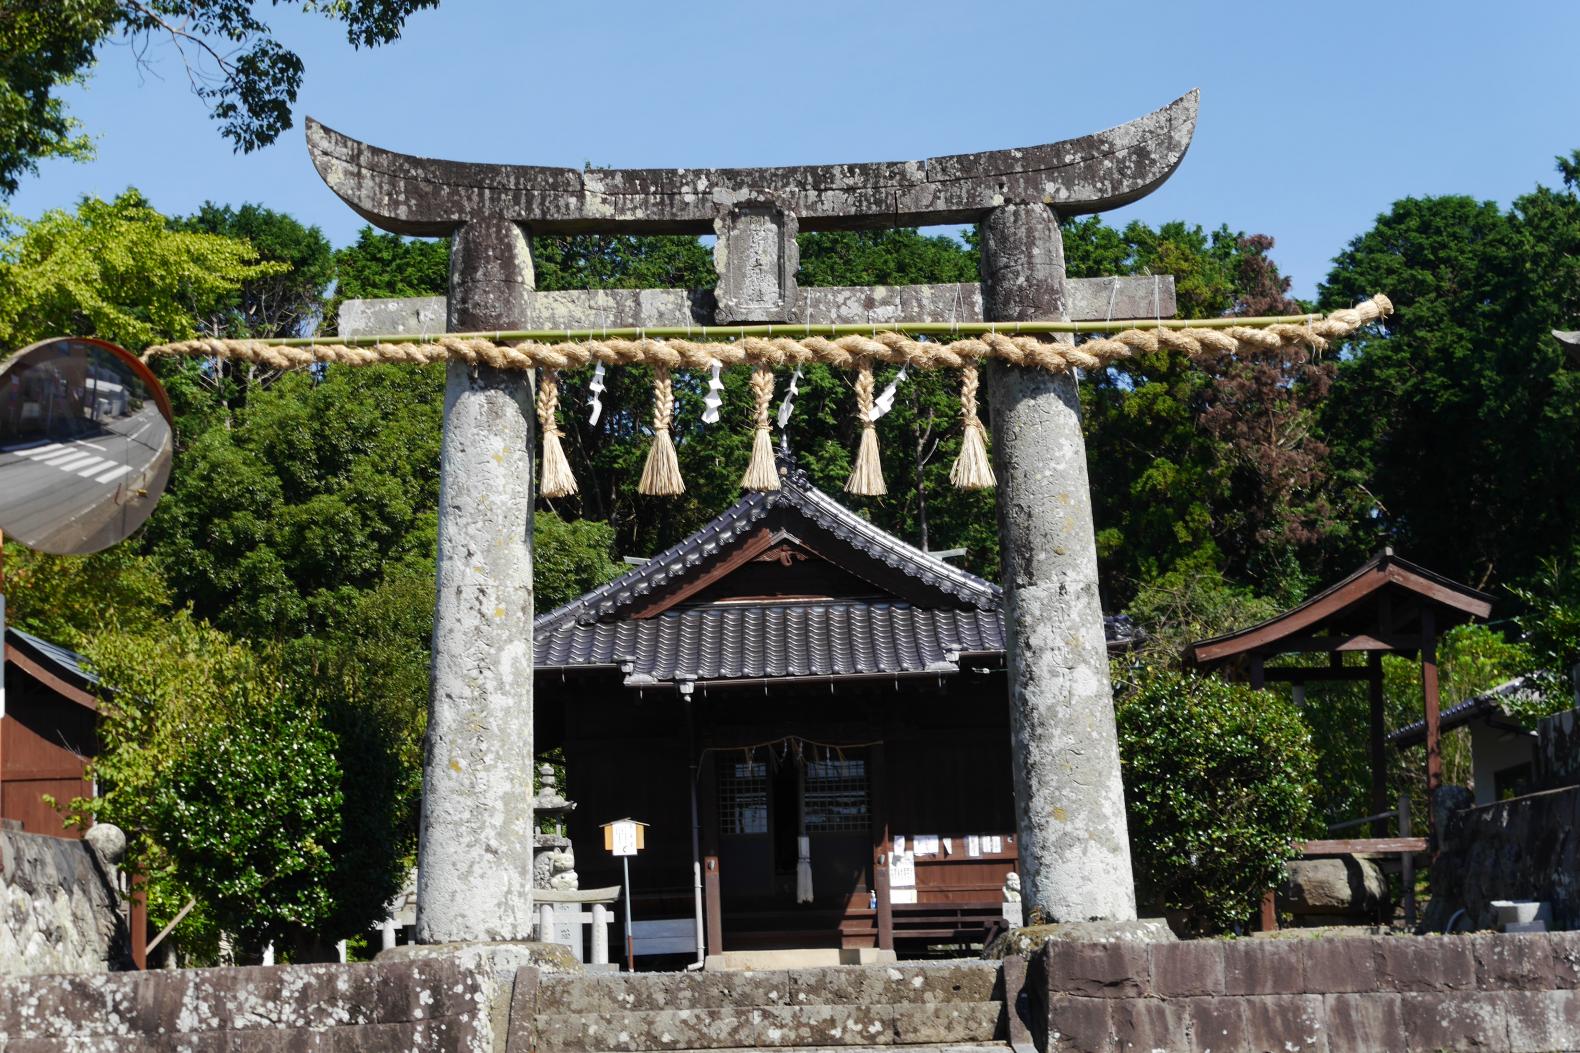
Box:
[0,337,173,554]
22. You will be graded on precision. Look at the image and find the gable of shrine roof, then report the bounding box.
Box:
[533,470,1000,634]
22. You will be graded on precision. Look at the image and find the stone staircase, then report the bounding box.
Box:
[530,960,1012,1053]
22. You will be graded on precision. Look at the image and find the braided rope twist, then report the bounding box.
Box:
[140,295,1393,376]
[741,365,779,492]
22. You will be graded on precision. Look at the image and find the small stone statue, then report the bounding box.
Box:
[533,846,578,891]
[1003,871,1022,902]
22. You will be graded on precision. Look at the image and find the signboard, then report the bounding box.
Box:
[602,818,646,857]
[888,850,916,889]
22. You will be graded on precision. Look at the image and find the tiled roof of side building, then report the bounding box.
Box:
[4,626,98,687]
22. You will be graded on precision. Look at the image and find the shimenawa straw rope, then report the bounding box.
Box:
[845,363,886,497]
[535,370,577,499]
[949,366,995,491]
[742,365,779,492]
[140,296,1393,375]
[138,295,1393,500]
[639,366,684,496]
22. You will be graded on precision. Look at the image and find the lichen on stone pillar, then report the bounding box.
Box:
[982,203,1139,924]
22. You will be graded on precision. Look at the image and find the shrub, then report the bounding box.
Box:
[1114,667,1318,935]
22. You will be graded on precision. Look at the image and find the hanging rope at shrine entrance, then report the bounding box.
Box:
[142,294,1391,500]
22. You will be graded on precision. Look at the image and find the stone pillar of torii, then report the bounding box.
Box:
[308,89,1200,945]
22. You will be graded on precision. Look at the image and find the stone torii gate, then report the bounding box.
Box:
[308,90,1199,947]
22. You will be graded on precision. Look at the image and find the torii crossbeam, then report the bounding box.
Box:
[308,91,1199,948]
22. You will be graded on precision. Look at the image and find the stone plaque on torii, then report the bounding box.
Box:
[308,90,1199,946]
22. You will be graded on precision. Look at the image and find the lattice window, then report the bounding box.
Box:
[804,758,869,833]
[718,760,768,835]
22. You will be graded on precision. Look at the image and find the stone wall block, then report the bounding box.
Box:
[1300,938,1378,995]
[1471,932,1555,989]
[890,1000,1004,1044]
[789,963,998,1007]
[1549,930,1580,987]
[1,826,126,976]
[1178,995,1246,1052]
[1045,941,1151,998]
[1503,989,1580,1053]
[1149,940,1225,998]
[1110,998,1183,1053]
[1243,994,1329,1052]
[1323,992,1401,1053]
[1221,940,1300,996]
[1400,991,1507,1052]
[1375,937,1477,992]
[1,971,126,1039]
[1046,995,1113,1053]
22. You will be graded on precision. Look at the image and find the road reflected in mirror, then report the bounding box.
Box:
[0,337,173,554]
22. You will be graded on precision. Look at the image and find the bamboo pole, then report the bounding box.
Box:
[244,312,1333,350]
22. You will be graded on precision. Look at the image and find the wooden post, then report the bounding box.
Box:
[870,744,893,951]
[1399,792,1416,931]
[1259,889,1278,933]
[1369,652,1388,837]
[130,871,148,969]
[1249,654,1265,691]
[699,751,723,956]
[703,855,722,956]
[1422,610,1442,796]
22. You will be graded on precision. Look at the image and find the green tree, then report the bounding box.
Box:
[79,614,346,959]
[324,228,450,331]
[0,542,171,647]
[172,202,334,340]
[1114,667,1317,936]
[1069,219,1336,605]
[0,0,111,195]
[0,0,439,195]
[1318,183,1580,592]
[0,190,282,351]
[167,201,336,428]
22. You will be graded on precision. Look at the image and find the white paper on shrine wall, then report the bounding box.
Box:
[913,835,940,857]
[889,852,917,889]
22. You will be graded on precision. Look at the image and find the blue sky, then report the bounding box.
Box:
[9,0,1580,301]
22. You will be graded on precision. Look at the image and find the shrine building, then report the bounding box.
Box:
[533,466,1128,959]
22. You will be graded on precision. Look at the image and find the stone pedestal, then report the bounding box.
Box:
[416,218,539,944]
[982,204,1138,924]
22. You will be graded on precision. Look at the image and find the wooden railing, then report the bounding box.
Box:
[1261,793,1423,932]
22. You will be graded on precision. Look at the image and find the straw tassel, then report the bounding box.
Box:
[536,370,579,498]
[844,362,887,496]
[741,365,780,492]
[638,366,685,496]
[949,366,996,490]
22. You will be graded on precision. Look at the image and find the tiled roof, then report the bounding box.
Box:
[539,602,1004,685]
[5,626,98,687]
[534,468,999,633]
[1387,676,1540,748]
[534,468,1136,687]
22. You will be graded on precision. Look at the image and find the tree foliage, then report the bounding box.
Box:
[0,190,282,351]
[1114,668,1317,936]
[0,0,112,195]
[1318,183,1580,593]
[0,0,438,196]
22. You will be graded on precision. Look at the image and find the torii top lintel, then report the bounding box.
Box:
[306,90,1198,239]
